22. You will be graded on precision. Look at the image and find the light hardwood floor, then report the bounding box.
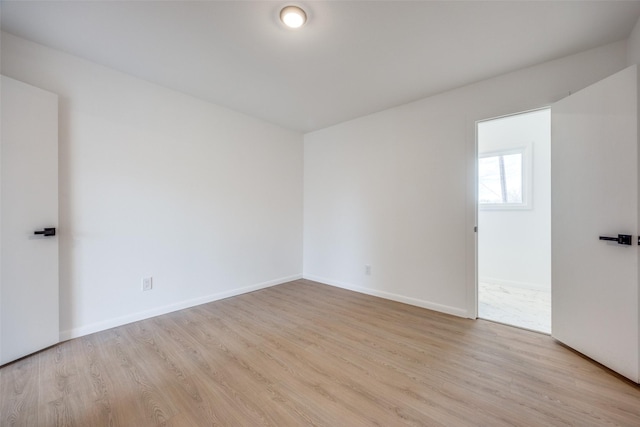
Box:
[2,279,640,426]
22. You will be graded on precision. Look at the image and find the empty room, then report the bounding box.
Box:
[2,1,640,425]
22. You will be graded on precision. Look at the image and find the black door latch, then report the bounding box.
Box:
[34,227,56,237]
[599,234,632,245]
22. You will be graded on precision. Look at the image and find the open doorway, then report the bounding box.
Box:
[477,109,551,333]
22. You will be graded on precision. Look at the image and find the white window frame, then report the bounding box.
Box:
[478,142,533,210]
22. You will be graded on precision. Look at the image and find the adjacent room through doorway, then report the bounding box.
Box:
[477,109,551,333]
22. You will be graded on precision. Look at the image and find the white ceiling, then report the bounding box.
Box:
[2,1,640,133]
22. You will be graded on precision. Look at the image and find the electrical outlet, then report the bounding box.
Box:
[365,265,371,276]
[142,277,153,291]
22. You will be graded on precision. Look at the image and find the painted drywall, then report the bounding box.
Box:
[1,33,303,339]
[477,109,551,291]
[304,40,628,318]
[628,16,640,65]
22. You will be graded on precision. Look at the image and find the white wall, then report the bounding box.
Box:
[1,29,635,339]
[478,109,551,291]
[304,41,628,318]
[1,33,303,339]
[628,16,640,66]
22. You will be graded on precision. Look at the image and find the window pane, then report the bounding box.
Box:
[502,153,522,203]
[479,152,523,205]
[478,156,503,203]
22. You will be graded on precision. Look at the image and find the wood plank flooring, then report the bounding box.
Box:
[2,279,640,426]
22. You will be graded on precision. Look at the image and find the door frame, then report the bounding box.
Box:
[473,106,551,325]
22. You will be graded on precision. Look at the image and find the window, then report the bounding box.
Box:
[478,147,531,209]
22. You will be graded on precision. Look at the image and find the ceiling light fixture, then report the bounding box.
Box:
[280,5,307,29]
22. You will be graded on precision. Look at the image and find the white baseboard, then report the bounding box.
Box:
[303,274,468,318]
[479,277,550,292]
[60,274,303,341]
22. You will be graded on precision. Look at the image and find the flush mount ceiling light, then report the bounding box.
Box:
[280,5,307,29]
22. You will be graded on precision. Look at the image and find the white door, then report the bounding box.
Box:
[1,76,59,365]
[551,65,639,383]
